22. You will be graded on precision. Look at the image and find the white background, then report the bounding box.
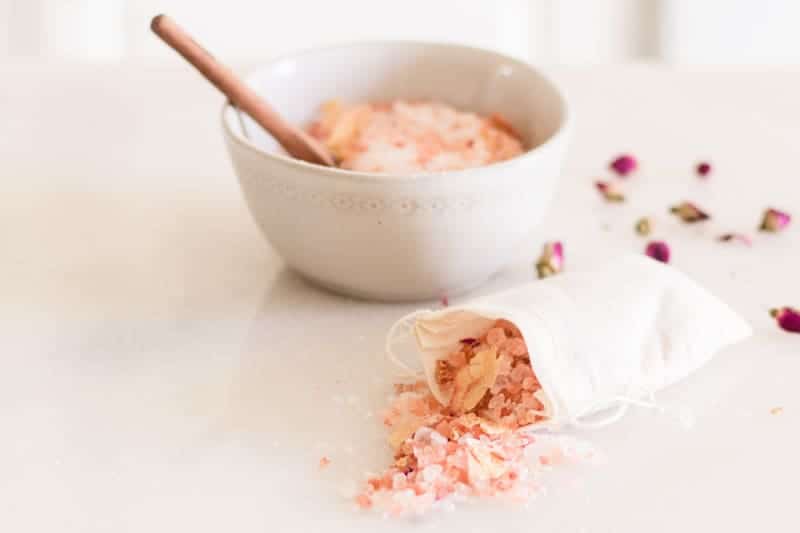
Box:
[3,0,800,65]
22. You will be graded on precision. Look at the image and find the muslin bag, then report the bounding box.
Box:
[387,255,752,429]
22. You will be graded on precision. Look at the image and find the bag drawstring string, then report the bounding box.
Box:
[572,392,695,430]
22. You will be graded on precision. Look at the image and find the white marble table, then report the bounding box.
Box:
[1,64,798,532]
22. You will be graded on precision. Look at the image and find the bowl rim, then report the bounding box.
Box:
[220,40,571,183]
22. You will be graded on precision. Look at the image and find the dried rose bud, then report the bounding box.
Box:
[770,307,800,333]
[670,201,710,223]
[645,241,670,263]
[440,294,449,307]
[696,162,712,177]
[759,208,791,232]
[718,233,752,246]
[610,154,637,176]
[595,180,625,202]
[635,217,652,237]
[536,241,564,279]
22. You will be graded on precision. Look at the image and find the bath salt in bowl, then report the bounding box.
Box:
[222,42,570,301]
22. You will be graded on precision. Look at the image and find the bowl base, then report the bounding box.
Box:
[295,270,493,303]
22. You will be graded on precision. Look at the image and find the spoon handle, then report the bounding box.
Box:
[151,14,334,167]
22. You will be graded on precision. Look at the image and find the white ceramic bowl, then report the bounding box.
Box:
[222,41,570,301]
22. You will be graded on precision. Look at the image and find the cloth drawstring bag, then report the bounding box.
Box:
[387,255,752,429]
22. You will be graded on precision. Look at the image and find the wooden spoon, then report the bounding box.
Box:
[151,14,335,167]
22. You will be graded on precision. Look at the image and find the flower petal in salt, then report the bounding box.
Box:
[770,307,800,334]
[718,233,752,246]
[759,208,792,232]
[670,201,710,223]
[610,154,637,176]
[595,180,625,203]
[535,241,564,279]
[635,217,652,237]
[645,241,670,263]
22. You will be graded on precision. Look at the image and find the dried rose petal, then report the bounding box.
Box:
[635,217,652,237]
[670,201,710,223]
[440,294,449,307]
[645,241,670,263]
[696,162,712,177]
[535,241,564,279]
[718,233,752,246]
[594,180,625,203]
[770,307,800,333]
[610,154,637,176]
[759,208,791,232]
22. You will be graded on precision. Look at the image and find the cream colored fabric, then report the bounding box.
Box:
[398,255,752,428]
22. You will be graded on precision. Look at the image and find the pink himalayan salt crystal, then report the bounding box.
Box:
[503,337,528,356]
[306,100,524,174]
[770,307,800,333]
[356,493,372,509]
[645,241,670,263]
[670,201,710,223]
[696,161,712,177]
[760,208,792,232]
[594,180,625,202]
[358,421,581,515]
[536,241,564,279]
[486,327,507,347]
[610,154,637,176]
[433,319,544,426]
[358,319,597,515]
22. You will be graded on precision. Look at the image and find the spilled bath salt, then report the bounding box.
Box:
[355,319,597,516]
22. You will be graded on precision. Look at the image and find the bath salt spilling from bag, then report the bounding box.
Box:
[357,315,598,515]
[360,255,750,515]
[389,255,752,430]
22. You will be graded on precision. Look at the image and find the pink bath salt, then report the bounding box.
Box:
[307,100,525,174]
[494,318,522,338]
[392,472,408,490]
[487,392,507,411]
[520,392,544,411]
[510,363,533,383]
[353,317,600,516]
[486,327,507,347]
[356,494,372,509]
[502,337,528,356]
[505,382,523,396]
[496,353,515,377]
